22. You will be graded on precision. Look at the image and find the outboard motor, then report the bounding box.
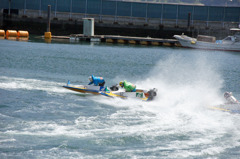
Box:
[147,88,157,100]
[110,84,119,91]
[224,92,239,104]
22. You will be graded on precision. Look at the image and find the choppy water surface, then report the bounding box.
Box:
[0,39,240,158]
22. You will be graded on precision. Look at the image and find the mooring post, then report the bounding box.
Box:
[188,12,191,28]
[8,0,11,16]
[45,5,51,39]
[47,5,51,32]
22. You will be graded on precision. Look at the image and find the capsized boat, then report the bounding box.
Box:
[174,28,240,52]
[63,81,157,101]
[211,104,240,114]
[210,92,240,114]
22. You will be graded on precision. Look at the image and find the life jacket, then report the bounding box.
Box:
[89,75,105,86]
[123,80,136,92]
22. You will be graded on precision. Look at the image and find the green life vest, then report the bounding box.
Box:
[123,80,136,92]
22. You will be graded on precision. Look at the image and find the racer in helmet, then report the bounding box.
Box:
[224,92,239,104]
[88,75,105,86]
[119,80,136,92]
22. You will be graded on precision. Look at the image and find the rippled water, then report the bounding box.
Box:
[0,39,240,158]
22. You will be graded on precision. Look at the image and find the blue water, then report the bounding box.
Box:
[1,39,240,158]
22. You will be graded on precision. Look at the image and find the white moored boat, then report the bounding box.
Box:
[174,28,240,52]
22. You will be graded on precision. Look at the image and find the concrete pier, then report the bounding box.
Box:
[67,34,179,46]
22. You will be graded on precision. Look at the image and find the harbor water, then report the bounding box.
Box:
[0,38,240,158]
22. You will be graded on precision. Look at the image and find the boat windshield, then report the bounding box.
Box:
[223,36,233,41]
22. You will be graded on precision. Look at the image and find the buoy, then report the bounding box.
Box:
[17,30,29,38]
[151,41,160,46]
[129,40,136,44]
[17,30,29,41]
[117,39,125,44]
[106,39,114,43]
[140,41,148,45]
[44,32,51,39]
[0,30,5,39]
[163,42,171,46]
[6,30,17,39]
[175,42,182,47]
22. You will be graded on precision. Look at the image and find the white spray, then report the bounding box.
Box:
[135,54,224,111]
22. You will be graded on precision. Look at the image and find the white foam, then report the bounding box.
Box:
[5,120,94,138]
[0,76,69,94]
[0,138,16,143]
[89,54,240,158]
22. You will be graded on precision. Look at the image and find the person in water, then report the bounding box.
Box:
[119,80,136,92]
[88,75,105,87]
[224,92,239,104]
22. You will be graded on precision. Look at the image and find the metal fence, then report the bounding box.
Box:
[1,0,240,22]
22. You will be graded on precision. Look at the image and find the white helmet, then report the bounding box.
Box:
[88,76,93,82]
[224,92,232,99]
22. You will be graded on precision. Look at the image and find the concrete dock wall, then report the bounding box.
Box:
[1,0,239,39]
[6,9,238,35]
[1,0,239,23]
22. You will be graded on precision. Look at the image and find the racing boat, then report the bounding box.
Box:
[63,81,157,101]
[211,104,240,114]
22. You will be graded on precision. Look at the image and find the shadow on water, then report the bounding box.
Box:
[0,105,9,108]
[74,93,93,98]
